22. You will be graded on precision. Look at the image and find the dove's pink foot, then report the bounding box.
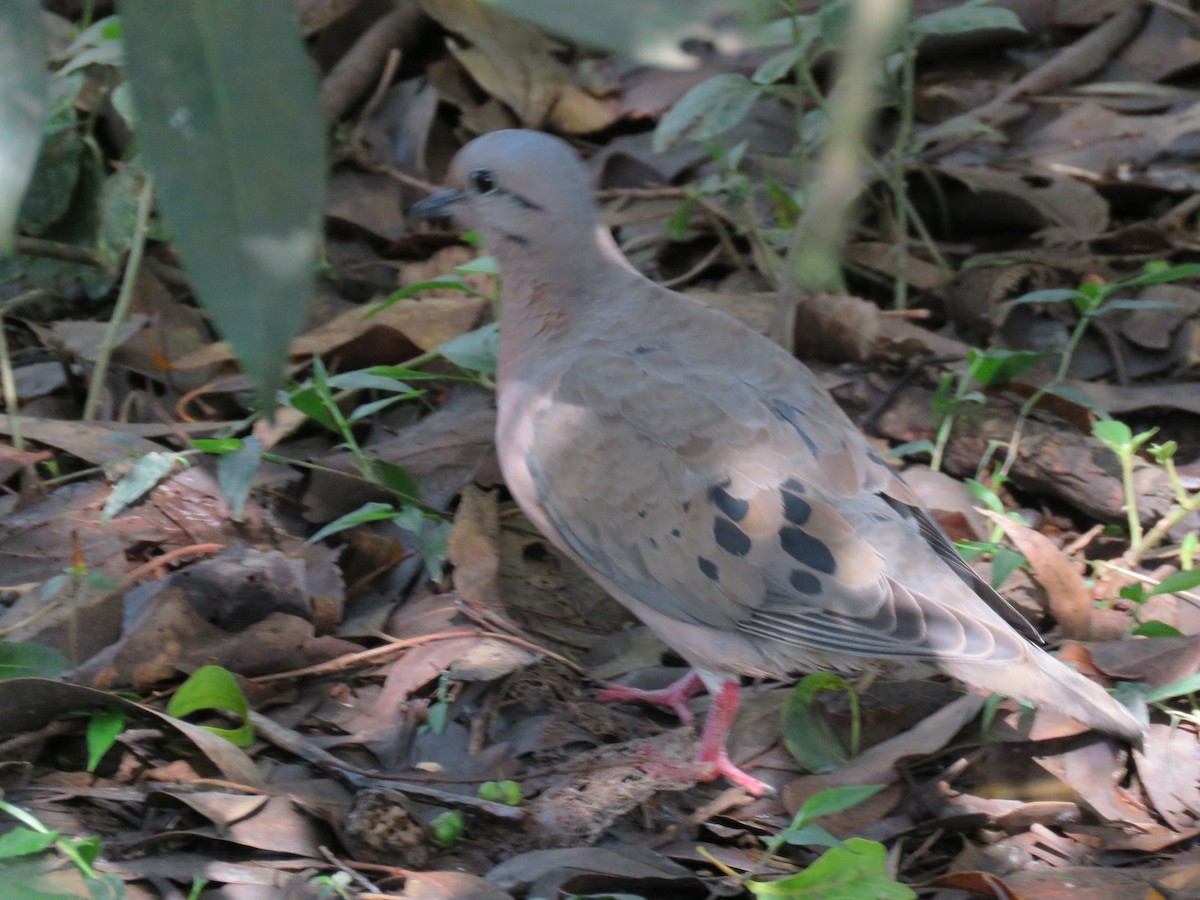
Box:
[596,669,705,726]
[600,672,770,794]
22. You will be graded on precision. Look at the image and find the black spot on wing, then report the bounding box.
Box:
[781,491,812,526]
[637,509,647,518]
[714,517,752,556]
[789,569,821,594]
[780,526,837,574]
[772,400,819,456]
[632,345,659,355]
[709,482,749,522]
[502,232,530,247]
[783,478,807,494]
[647,537,658,549]
[682,500,691,513]
[698,556,719,581]
[670,528,682,538]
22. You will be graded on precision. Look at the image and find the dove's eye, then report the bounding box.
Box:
[468,168,497,194]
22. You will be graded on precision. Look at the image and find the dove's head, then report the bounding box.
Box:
[409,130,603,269]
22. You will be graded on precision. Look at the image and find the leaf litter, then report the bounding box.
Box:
[2,1,1200,897]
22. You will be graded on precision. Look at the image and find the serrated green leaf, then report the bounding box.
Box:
[122,1,326,409]
[749,838,915,898]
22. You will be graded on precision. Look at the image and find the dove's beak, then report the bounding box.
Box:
[408,189,464,223]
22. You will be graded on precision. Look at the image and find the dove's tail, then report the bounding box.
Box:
[942,649,1146,746]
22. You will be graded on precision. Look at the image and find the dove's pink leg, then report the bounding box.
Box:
[694,680,770,795]
[596,670,705,726]
[598,671,770,794]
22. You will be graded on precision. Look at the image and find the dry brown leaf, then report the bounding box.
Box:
[420,0,617,134]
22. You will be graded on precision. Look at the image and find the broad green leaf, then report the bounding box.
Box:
[748,838,915,899]
[121,1,326,409]
[0,0,50,253]
[371,460,422,502]
[1133,620,1183,638]
[168,664,254,747]
[86,709,126,772]
[0,642,69,680]
[911,4,1024,39]
[1092,419,1132,451]
[781,673,855,772]
[653,74,763,152]
[753,45,804,85]
[192,437,244,454]
[102,451,179,520]
[0,825,58,858]
[419,517,453,582]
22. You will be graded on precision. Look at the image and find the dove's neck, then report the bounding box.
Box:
[495,225,635,386]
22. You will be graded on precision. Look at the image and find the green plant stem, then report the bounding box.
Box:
[83,175,155,421]
[0,307,22,451]
[1128,491,1200,565]
[1119,445,1143,549]
[0,800,102,880]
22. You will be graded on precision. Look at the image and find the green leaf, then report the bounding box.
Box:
[455,255,499,275]
[168,665,254,747]
[192,437,244,454]
[911,4,1024,38]
[102,451,179,521]
[966,348,1044,387]
[780,823,842,849]
[781,673,855,772]
[306,501,404,545]
[653,74,763,152]
[437,322,499,374]
[121,1,326,409]
[217,435,261,519]
[748,838,915,898]
[1148,569,1200,597]
[1006,288,1080,307]
[287,385,340,432]
[1092,419,1132,452]
[419,517,453,582]
[1132,620,1183,638]
[86,709,126,772]
[0,826,58,859]
[798,784,886,823]
[887,439,934,459]
[753,45,804,84]
[990,546,1025,588]
[370,460,422,502]
[0,0,50,253]
[0,642,69,680]
[1146,672,1200,704]
[1115,262,1200,289]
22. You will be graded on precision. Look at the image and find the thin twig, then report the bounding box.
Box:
[83,176,155,421]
